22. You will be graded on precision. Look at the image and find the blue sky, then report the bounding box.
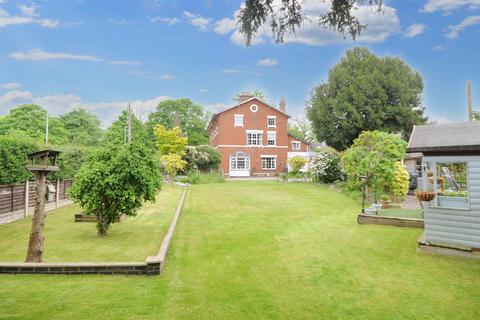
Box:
[1,0,480,126]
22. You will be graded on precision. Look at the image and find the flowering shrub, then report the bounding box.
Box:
[185,145,221,171]
[310,151,341,183]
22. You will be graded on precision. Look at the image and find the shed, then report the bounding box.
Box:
[407,122,480,251]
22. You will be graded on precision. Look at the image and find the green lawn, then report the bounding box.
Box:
[0,184,183,262]
[379,207,424,219]
[1,181,479,319]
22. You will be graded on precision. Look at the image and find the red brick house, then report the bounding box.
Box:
[208,94,312,177]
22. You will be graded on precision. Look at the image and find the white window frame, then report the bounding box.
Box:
[292,141,301,151]
[267,131,276,146]
[261,155,277,170]
[246,130,263,146]
[234,114,244,127]
[230,155,250,171]
[267,116,277,128]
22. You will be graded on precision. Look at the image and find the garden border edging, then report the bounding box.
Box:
[0,183,188,276]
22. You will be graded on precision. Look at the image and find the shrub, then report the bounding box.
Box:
[380,194,390,201]
[161,154,187,178]
[70,142,161,236]
[50,145,92,181]
[0,135,39,184]
[288,156,307,174]
[391,162,409,202]
[179,171,225,184]
[310,151,341,184]
[184,145,221,172]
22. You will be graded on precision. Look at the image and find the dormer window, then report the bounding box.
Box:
[267,116,276,128]
[234,114,244,127]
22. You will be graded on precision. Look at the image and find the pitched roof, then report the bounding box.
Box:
[407,122,480,153]
[207,97,290,130]
[287,131,312,146]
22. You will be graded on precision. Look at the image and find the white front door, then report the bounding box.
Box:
[229,155,250,177]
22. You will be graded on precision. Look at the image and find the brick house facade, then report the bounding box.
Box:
[208,96,311,177]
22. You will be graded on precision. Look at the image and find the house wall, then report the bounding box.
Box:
[287,135,309,152]
[209,98,289,176]
[423,155,480,249]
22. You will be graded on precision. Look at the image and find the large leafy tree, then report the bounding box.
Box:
[102,110,151,148]
[342,131,406,193]
[60,108,103,146]
[0,135,38,185]
[0,104,68,145]
[146,99,209,146]
[307,47,426,151]
[154,125,188,177]
[238,0,383,46]
[70,141,161,236]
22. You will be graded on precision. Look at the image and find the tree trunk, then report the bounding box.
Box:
[96,214,108,236]
[25,173,47,262]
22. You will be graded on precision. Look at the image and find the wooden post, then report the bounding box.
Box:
[25,172,47,262]
[24,181,29,218]
[55,180,60,208]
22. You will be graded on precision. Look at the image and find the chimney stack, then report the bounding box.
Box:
[467,80,473,122]
[238,92,254,103]
[279,97,286,112]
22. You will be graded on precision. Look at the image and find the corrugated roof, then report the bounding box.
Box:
[407,122,480,153]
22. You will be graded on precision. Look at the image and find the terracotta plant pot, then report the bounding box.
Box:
[380,200,392,209]
[416,191,436,202]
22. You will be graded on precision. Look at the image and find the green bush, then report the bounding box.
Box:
[179,171,225,184]
[184,145,222,172]
[310,151,341,183]
[288,156,307,174]
[0,135,39,184]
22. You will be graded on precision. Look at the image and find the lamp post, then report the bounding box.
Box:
[359,175,368,214]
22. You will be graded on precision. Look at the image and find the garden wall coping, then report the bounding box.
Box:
[0,183,188,276]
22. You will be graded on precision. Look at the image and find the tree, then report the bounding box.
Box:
[342,131,406,193]
[161,154,187,177]
[102,110,151,148]
[146,99,209,146]
[288,117,315,143]
[154,125,188,156]
[70,142,161,236]
[238,0,383,46]
[0,135,38,184]
[288,156,307,174]
[50,145,92,181]
[233,89,266,102]
[0,104,68,145]
[307,47,426,151]
[60,108,102,146]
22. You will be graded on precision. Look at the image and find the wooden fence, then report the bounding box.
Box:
[0,180,73,224]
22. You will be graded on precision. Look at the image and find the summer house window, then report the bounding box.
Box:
[267,132,276,146]
[292,141,301,150]
[234,114,244,127]
[423,161,469,209]
[262,156,277,170]
[267,116,276,128]
[247,132,262,146]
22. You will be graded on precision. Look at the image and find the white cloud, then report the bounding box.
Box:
[10,48,142,65]
[433,45,445,50]
[199,88,208,93]
[214,17,237,34]
[108,60,142,65]
[0,4,58,28]
[404,23,426,38]
[445,15,480,38]
[0,90,170,127]
[183,11,211,31]
[221,68,252,74]
[10,48,103,61]
[150,16,180,25]
[18,4,37,17]
[205,102,228,113]
[129,71,175,81]
[422,0,480,13]
[216,0,400,46]
[0,82,21,90]
[257,58,278,67]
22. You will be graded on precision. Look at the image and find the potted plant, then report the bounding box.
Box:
[380,194,392,209]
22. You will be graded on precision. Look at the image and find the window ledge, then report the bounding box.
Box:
[427,205,471,211]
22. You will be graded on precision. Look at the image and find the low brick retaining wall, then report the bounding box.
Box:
[0,184,188,276]
[357,214,424,228]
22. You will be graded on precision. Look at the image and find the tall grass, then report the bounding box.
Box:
[179,170,225,184]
